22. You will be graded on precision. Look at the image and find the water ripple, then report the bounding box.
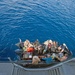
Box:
[0,0,75,59]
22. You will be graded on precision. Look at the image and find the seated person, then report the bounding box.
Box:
[32,56,41,64]
[55,53,68,62]
[41,54,53,64]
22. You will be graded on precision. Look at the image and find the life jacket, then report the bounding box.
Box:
[27,47,34,52]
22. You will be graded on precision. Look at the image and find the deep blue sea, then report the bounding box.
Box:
[0,0,75,61]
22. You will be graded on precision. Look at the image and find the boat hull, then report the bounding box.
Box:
[0,58,75,75]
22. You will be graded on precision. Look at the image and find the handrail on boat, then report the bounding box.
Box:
[13,57,75,71]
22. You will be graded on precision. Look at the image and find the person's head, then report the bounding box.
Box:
[32,56,40,63]
[58,46,61,51]
[49,40,52,43]
[47,54,51,57]
[64,53,68,57]
[63,43,66,46]
[65,54,68,56]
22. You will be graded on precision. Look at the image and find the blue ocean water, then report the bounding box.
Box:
[0,0,75,60]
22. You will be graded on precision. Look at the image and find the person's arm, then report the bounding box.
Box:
[55,56,61,61]
[60,49,64,53]
[60,56,67,61]
[56,56,67,62]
